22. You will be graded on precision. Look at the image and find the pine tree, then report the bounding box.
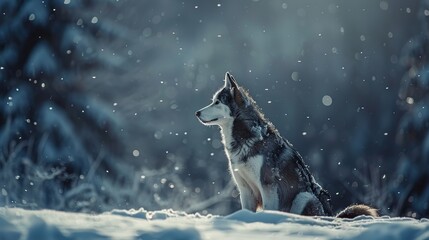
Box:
[389,0,429,218]
[0,0,129,212]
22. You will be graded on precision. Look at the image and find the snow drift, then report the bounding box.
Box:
[1,207,428,240]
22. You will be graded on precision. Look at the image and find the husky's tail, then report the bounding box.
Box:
[336,204,378,218]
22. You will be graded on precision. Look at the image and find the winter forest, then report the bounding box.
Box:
[1,0,429,220]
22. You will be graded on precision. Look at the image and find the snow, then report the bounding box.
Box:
[1,207,428,240]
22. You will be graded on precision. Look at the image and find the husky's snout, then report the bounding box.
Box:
[195,110,209,124]
[196,101,231,126]
[195,106,215,124]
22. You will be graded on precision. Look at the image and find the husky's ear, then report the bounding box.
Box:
[224,72,238,90]
[232,87,246,107]
[225,72,246,106]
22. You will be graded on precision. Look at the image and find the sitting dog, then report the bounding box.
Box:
[196,72,377,218]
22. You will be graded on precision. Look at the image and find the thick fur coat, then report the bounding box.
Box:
[196,72,377,218]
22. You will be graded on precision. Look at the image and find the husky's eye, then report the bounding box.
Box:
[214,100,220,105]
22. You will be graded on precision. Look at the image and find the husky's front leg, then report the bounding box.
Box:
[238,185,258,211]
[234,175,258,211]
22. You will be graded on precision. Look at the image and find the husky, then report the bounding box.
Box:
[196,72,378,218]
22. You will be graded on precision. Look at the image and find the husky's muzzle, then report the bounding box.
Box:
[196,97,233,126]
[195,110,218,124]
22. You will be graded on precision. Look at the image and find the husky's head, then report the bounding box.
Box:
[196,72,247,126]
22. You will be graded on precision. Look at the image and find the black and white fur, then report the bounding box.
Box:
[196,72,378,218]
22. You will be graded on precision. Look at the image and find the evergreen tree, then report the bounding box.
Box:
[389,0,429,218]
[0,0,129,212]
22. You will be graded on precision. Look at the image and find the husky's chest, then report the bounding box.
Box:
[229,154,263,173]
[220,122,266,187]
[229,154,264,188]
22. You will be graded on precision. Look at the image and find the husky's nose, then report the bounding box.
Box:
[195,111,201,117]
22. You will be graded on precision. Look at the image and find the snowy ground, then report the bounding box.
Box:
[1,207,428,240]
